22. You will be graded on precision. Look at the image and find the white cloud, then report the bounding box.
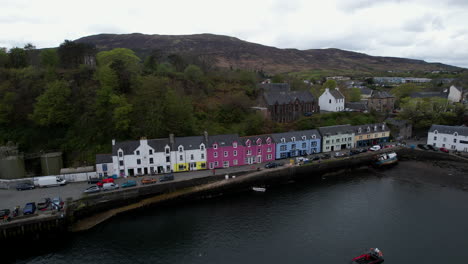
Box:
[0,0,467,67]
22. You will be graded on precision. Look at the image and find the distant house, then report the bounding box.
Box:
[271,130,321,159]
[170,135,207,172]
[96,154,113,178]
[319,88,345,112]
[241,135,276,164]
[359,87,374,100]
[353,123,390,148]
[445,85,463,103]
[261,90,318,123]
[345,102,368,113]
[367,91,395,112]
[427,125,468,152]
[385,118,412,140]
[318,125,355,152]
[206,133,244,169]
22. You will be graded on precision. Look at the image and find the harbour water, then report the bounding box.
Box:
[14,161,468,264]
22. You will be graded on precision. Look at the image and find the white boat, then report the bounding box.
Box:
[252,187,266,192]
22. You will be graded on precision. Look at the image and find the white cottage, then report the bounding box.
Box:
[427,125,468,152]
[319,88,345,112]
[169,135,207,172]
[96,154,113,178]
[446,85,463,103]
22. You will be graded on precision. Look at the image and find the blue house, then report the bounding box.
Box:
[271,130,321,159]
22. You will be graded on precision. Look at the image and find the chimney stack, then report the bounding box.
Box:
[169,134,175,144]
[204,131,208,143]
[112,139,115,146]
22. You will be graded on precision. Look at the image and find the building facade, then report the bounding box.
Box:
[262,90,318,123]
[170,136,207,172]
[386,118,412,140]
[447,85,463,103]
[95,154,113,178]
[427,125,468,152]
[318,125,355,152]
[241,135,276,164]
[206,133,244,169]
[367,91,395,112]
[353,123,390,148]
[271,130,321,159]
[319,88,345,112]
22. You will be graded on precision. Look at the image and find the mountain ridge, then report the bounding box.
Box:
[75,33,462,74]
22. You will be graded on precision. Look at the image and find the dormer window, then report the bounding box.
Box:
[165,147,170,154]
[311,135,316,139]
[434,130,438,134]
[266,138,271,144]
[291,137,296,142]
[382,124,385,130]
[257,139,262,146]
[213,144,218,149]
[454,132,458,137]
[374,125,377,131]
[178,146,183,152]
[233,142,238,148]
[246,140,251,147]
[358,128,362,133]
[281,138,286,143]
[118,151,123,157]
[367,127,370,132]
[302,136,306,141]
[200,145,205,151]
[136,150,140,155]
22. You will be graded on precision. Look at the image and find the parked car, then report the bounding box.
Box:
[440,147,449,153]
[0,209,11,221]
[51,197,64,210]
[96,178,115,187]
[417,144,430,150]
[84,185,101,194]
[23,203,36,215]
[16,182,35,191]
[312,156,320,161]
[121,180,137,188]
[384,145,394,149]
[159,174,174,182]
[427,145,438,151]
[369,145,381,151]
[350,150,360,156]
[335,152,347,157]
[87,177,101,184]
[141,178,157,185]
[102,183,119,191]
[265,162,278,168]
[37,198,51,211]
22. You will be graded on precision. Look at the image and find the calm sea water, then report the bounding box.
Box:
[15,162,468,264]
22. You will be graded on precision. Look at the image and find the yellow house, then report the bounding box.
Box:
[353,123,390,148]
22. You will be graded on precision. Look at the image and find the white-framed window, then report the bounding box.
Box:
[247,150,252,155]
[118,151,123,157]
[136,150,140,155]
[149,149,153,155]
[434,136,437,140]
[291,137,296,142]
[451,145,456,149]
[137,159,141,164]
[165,148,170,154]
[258,148,262,154]
[223,161,229,168]
[214,152,218,158]
[302,143,306,148]
[233,150,237,156]
[233,142,238,148]
[200,145,205,151]
[214,161,219,167]
[267,147,272,152]
[149,158,153,164]
[201,153,205,159]
[280,145,287,151]
[454,139,457,143]
[267,154,272,159]
[233,159,238,165]
[178,146,183,152]
[179,155,183,161]
[213,144,218,149]
[224,151,228,157]
[190,154,194,160]
[281,138,286,143]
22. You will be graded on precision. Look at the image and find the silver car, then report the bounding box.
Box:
[84,185,101,193]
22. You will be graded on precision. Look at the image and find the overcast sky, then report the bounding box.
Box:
[1,0,467,68]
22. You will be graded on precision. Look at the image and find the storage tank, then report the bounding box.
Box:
[0,155,26,179]
[40,152,63,176]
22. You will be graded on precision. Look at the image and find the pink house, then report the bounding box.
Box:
[241,135,276,164]
[206,134,244,169]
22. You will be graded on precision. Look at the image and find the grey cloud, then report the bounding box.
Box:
[339,0,402,11]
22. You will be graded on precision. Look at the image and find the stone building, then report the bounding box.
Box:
[261,90,318,123]
[367,91,395,112]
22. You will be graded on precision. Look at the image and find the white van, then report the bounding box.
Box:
[102,183,119,191]
[37,176,67,187]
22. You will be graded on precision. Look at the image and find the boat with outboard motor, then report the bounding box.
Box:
[351,248,384,264]
[374,152,397,167]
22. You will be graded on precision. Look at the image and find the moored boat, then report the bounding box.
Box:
[351,248,384,264]
[374,152,398,167]
[252,187,266,192]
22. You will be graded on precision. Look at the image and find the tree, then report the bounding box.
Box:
[58,40,96,68]
[40,49,59,68]
[390,83,421,99]
[184,64,203,82]
[318,79,337,95]
[163,88,195,136]
[0,48,7,68]
[349,88,362,102]
[30,80,72,126]
[7,47,28,68]
[271,74,284,83]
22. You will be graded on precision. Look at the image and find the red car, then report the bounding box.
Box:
[96,178,114,187]
[440,147,449,153]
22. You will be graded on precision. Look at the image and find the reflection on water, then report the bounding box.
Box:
[16,162,468,264]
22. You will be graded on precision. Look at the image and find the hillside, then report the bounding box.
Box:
[75,33,462,74]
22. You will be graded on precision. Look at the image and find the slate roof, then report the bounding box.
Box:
[112,140,140,155]
[174,136,206,150]
[96,154,112,164]
[318,124,354,136]
[207,134,240,146]
[328,88,345,99]
[451,85,463,92]
[429,125,468,136]
[360,87,373,96]
[148,138,170,151]
[271,129,321,143]
[241,134,275,145]
[410,92,447,98]
[263,90,315,105]
[345,102,368,111]
[371,91,395,99]
[385,118,409,128]
[353,123,390,135]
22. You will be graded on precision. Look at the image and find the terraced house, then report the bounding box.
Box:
[170,135,207,172]
[112,137,172,177]
[206,133,244,169]
[427,125,468,152]
[241,135,276,164]
[271,130,321,159]
[353,123,390,148]
[319,125,355,152]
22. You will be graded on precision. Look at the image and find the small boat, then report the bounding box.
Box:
[252,187,266,192]
[351,248,384,264]
[374,152,398,167]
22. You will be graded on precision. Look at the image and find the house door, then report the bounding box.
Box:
[341,144,347,149]
[144,168,148,175]
[128,169,135,176]
[331,146,334,151]
[257,155,262,163]
[158,166,164,174]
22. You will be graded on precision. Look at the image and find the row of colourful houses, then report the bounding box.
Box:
[96,123,390,178]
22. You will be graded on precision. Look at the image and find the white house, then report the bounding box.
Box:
[427,125,468,152]
[319,88,345,112]
[95,154,113,178]
[169,135,207,172]
[446,85,463,103]
[112,137,173,177]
